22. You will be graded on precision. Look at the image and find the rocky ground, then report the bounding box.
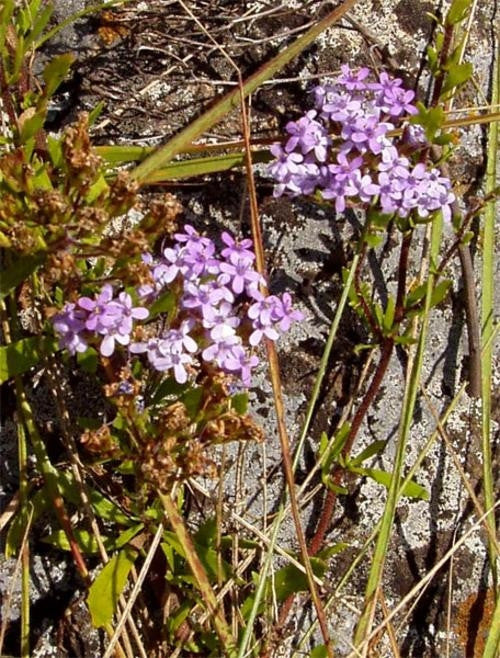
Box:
[1,1,498,656]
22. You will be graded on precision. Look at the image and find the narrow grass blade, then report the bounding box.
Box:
[130,0,358,183]
[480,27,498,589]
[141,149,271,183]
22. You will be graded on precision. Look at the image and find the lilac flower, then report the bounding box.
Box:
[174,225,219,278]
[137,253,179,301]
[247,295,282,346]
[321,90,363,123]
[285,110,331,162]
[404,123,428,146]
[130,321,197,383]
[337,64,371,91]
[218,258,262,295]
[112,292,149,334]
[78,284,117,332]
[224,345,259,387]
[272,293,304,331]
[201,300,240,330]
[202,326,242,366]
[268,143,305,183]
[345,170,380,204]
[221,232,255,265]
[53,303,88,355]
[344,115,393,155]
[182,280,234,316]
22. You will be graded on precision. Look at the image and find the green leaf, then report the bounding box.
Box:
[383,295,396,332]
[231,392,248,415]
[411,103,445,142]
[19,111,45,143]
[150,376,188,405]
[42,53,75,99]
[87,546,137,627]
[350,440,387,467]
[441,61,473,95]
[56,472,133,525]
[316,542,349,560]
[320,423,350,474]
[149,288,176,318]
[364,232,383,248]
[446,0,472,25]
[6,487,50,557]
[77,347,98,374]
[310,646,329,658]
[195,516,217,547]
[0,251,47,300]
[42,528,105,554]
[85,174,109,203]
[430,280,452,308]
[349,466,429,500]
[142,150,271,183]
[181,387,204,420]
[0,336,58,383]
[273,558,326,602]
[47,135,63,168]
[24,2,53,48]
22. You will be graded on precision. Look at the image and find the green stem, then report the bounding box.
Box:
[17,419,30,658]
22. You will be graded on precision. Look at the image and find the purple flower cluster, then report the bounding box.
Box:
[132,226,303,386]
[269,65,455,222]
[53,227,304,388]
[53,285,149,357]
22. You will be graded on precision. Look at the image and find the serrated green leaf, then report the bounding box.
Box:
[411,104,445,142]
[195,516,217,547]
[24,2,53,48]
[87,546,137,627]
[0,336,58,383]
[0,251,47,300]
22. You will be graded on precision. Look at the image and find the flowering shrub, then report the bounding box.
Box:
[268,65,455,222]
[53,225,304,387]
